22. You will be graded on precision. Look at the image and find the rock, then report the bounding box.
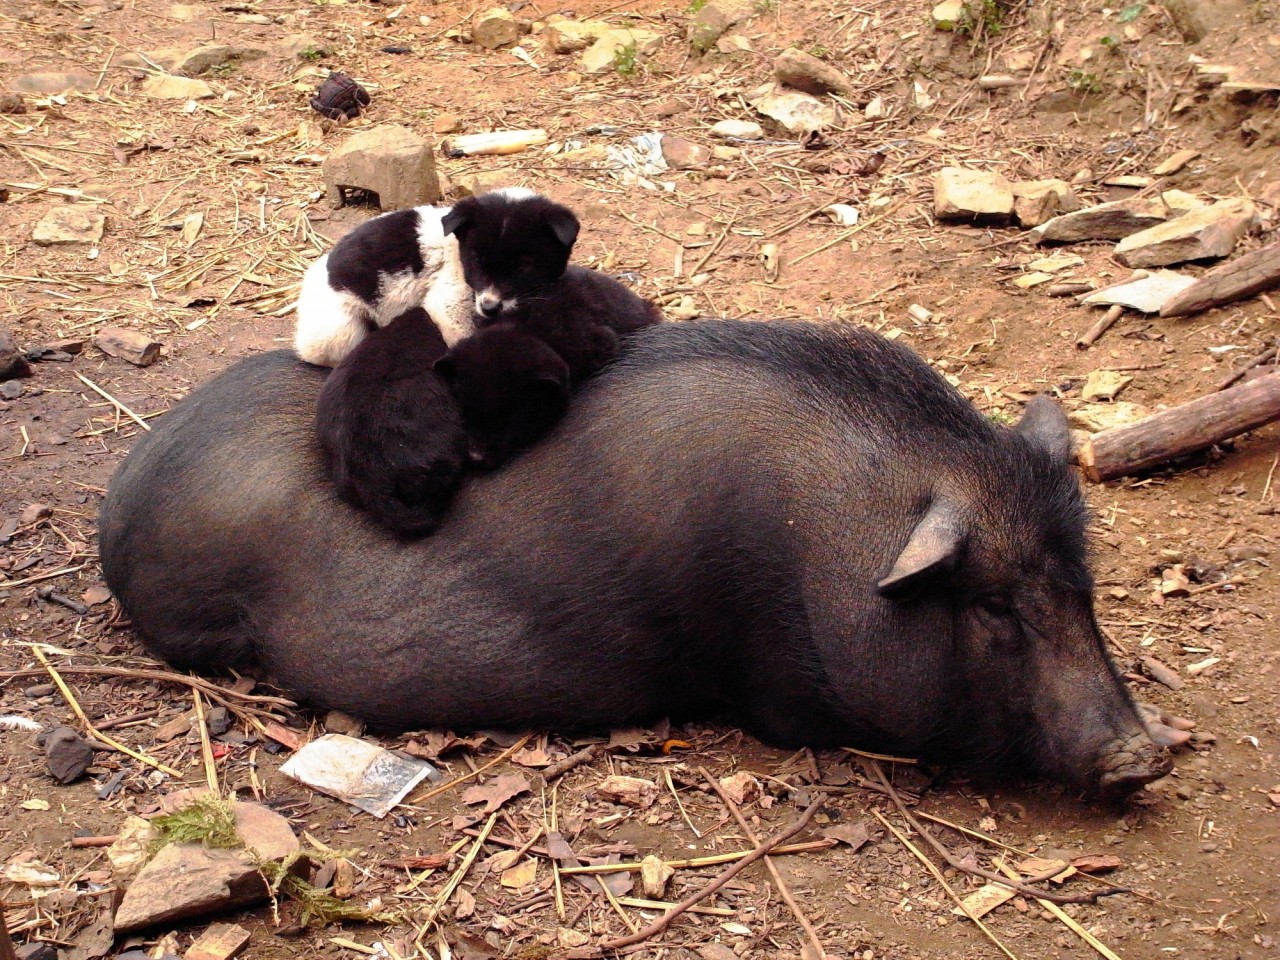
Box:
[750,85,835,136]
[932,0,968,30]
[639,854,673,898]
[168,3,204,19]
[864,95,886,119]
[698,946,739,960]
[472,8,521,49]
[596,775,658,809]
[451,170,519,197]
[175,44,267,76]
[274,35,329,60]
[719,771,761,805]
[433,112,461,134]
[0,380,23,400]
[661,135,711,170]
[1081,271,1197,314]
[773,47,851,96]
[108,817,160,882]
[113,797,300,932]
[1069,402,1149,433]
[1115,199,1257,269]
[323,124,440,210]
[1,329,33,382]
[712,145,741,161]
[1011,179,1080,228]
[32,208,106,246]
[94,327,162,366]
[0,91,26,114]
[711,118,764,140]
[1081,370,1133,403]
[1226,543,1270,562]
[44,726,94,784]
[1031,198,1183,244]
[1153,149,1200,176]
[689,0,756,51]
[140,75,214,99]
[1163,0,1247,41]
[205,706,231,736]
[16,944,59,960]
[544,19,606,53]
[581,28,662,74]
[185,922,251,960]
[933,167,1014,223]
[323,710,364,737]
[24,682,55,698]
[11,70,96,94]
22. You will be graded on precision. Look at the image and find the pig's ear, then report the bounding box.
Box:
[877,500,964,598]
[1015,394,1071,464]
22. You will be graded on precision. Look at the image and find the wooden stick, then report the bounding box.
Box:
[863,760,1124,903]
[74,373,151,431]
[1160,239,1280,317]
[69,835,121,848]
[1078,370,1280,482]
[558,839,835,875]
[1076,304,1125,350]
[995,862,1123,960]
[0,901,16,960]
[0,664,295,710]
[0,564,88,589]
[700,768,829,960]
[596,799,820,951]
[872,810,1021,960]
[31,647,182,777]
[192,689,219,795]
[1217,344,1277,391]
[542,743,602,781]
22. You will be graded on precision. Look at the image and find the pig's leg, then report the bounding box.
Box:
[1136,702,1195,748]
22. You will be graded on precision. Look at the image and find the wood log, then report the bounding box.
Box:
[94,327,161,367]
[0,902,16,960]
[1078,371,1280,482]
[1160,239,1280,317]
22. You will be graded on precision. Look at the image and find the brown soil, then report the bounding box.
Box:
[2,0,1278,958]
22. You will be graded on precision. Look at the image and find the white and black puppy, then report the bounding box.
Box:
[440,189,662,384]
[293,204,475,367]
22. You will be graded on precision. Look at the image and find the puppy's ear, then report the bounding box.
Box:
[441,199,477,238]
[433,354,458,382]
[544,205,580,251]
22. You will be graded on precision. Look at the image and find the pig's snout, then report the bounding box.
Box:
[1096,730,1173,795]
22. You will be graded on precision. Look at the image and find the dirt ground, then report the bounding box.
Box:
[1,0,1279,957]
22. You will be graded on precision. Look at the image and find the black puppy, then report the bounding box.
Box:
[314,306,466,536]
[441,189,662,384]
[435,323,572,470]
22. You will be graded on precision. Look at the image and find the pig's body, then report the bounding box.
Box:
[99,320,1172,793]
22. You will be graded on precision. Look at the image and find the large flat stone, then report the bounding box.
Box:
[113,798,299,933]
[140,75,214,99]
[11,70,96,94]
[32,208,106,245]
[175,44,268,76]
[1011,179,1080,228]
[1029,194,1204,244]
[322,124,440,210]
[773,48,851,96]
[1114,199,1257,268]
[751,84,835,135]
[580,27,662,73]
[689,0,757,51]
[933,167,1014,222]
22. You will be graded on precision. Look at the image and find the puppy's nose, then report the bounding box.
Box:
[476,292,503,318]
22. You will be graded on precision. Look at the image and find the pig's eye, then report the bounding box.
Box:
[976,594,1012,617]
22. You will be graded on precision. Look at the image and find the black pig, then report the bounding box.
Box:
[99,320,1175,795]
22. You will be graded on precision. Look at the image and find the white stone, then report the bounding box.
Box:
[1114,198,1257,268]
[710,118,764,140]
[933,167,1014,221]
[751,85,836,136]
[32,208,106,245]
[140,75,214,99]
[580,27,662,74]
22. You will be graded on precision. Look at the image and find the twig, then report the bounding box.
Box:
[0,664,295,711]
[31,647,182,777]
[0,565,87,590]
[995,862,1123,960]
[597,798,821,950]
[689,219,736,277]
[405,734,532,805]
[558,839,834,874]
[192,689,219,795]
[418,813,497,933]
[872,809,1020,960]
[863,760,1126,903]
[542,743,602,781]
[664,767,701,838]
[700,767,828,960]
[1076,305,1125,350]
[788,206,897,267]
[74,373,151,432]
[1217,343,1277,391]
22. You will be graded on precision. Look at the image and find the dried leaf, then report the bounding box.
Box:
[454,886,476,919]
[952,881,1016,919]
[821,820,872,851]
[545,830,576,863]
[461,773,530,814]
[180,212,204,247]
[510,746,554,767]
[499,857,538,888]
[81,585,111,606]
[1070,853,1124,874]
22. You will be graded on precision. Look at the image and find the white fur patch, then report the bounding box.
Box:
[292,205,475,365]
[473,288,518,316]
[493,186,536,201]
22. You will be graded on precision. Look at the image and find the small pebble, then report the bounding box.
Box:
[24,683,56,698]
[1175,783,1195,800]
